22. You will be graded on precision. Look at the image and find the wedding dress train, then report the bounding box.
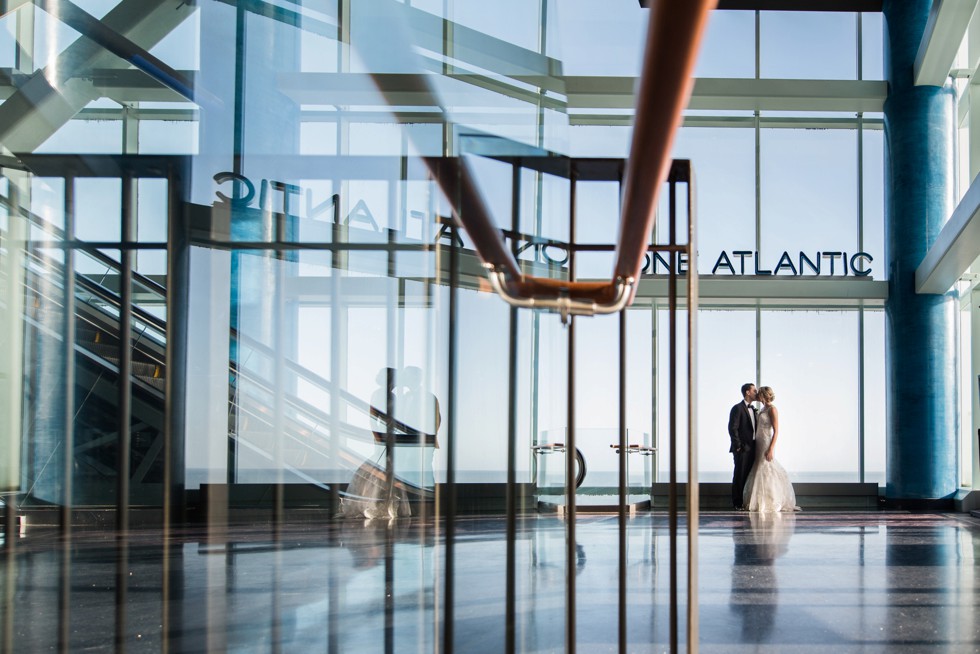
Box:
[743,406,801,512]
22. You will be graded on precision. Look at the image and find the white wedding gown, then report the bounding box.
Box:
[743,406,801,512]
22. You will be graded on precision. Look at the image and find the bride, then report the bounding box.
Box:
[743,386,801,512]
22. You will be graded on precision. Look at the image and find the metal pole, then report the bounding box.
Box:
[505,160,521,654]
[565,173,577,654]
[61,177,75,532]
[59,174,76,654]
[443,221,459,653]
[618,309,627,654]
[685,166,700,654]
[162,165,190,652]
[857,67,866,482]
[118,174,133,533]
[114,173,135,652]
[668,171,678,654]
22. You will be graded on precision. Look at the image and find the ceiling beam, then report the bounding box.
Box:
[914,0,979,86]
[0,0,193,153]
[566,77,885,112]
[278,73,885,113]
[916,173,980,294]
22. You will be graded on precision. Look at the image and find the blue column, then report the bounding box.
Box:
[883,0,958,499]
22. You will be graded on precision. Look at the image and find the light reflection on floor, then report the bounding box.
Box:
[1,511,978,652]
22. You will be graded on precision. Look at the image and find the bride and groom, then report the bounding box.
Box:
[728,383,801,512]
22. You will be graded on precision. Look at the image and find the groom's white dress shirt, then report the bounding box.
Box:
[745,401,755,437]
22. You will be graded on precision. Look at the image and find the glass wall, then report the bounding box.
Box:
[0,1,895,508]
[0,1,924,649]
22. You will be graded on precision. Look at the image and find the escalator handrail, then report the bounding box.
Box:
[10,188,433,442]
[233,330,437,443]
[3,190,170,298]
[232,353,436,444]
[23,247,168,338]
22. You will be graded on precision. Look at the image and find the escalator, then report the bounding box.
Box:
[14,239,436,509]
[20,246,169,505]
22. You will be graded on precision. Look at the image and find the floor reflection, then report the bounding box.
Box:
[729,512,796,645]
[1,512,978,652]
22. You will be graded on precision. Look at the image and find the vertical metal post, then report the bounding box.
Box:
[328,210,342,654]
[226,1,248,485]
[115,172,135,652]
[505,161,521,654]
[61,177,75,532]
[271,537,282,654]
[565,172,577,654]
[443,221,459,653]
[651,301,658,486]
[118,174,133,532]
[382,196,399,654]
[163,166,190,653]
[531,310,541,450]
[618,308,627,654]
[753,109,762,377]
[384,381,395,654]
[384,517,395,654]
[59,175,76,654]
[164,166,189,524]
[233,4,247,177]
[328,9,346,637]
[859,307,866,483]
[273,256,286,540]
[685,168,700,654]
[857,46,866,481]
[667,172,678,654]
[857,12,863,82]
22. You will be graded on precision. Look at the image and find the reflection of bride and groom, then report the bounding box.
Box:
[340,366,441,519]
[729,383,801,512]
[730,510,797,644]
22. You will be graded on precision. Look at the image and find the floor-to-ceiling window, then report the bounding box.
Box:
[0,1,902,650]
[0,0,895,532]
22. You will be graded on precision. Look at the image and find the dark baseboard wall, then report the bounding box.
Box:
[14,482,980,528]
[652,482,882,510]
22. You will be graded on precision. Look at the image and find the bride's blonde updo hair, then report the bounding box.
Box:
[758,386,775,403]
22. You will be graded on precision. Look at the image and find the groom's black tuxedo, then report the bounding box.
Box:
[728,400,757,509]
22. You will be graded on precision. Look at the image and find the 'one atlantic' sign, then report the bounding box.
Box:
[646,250,873,277]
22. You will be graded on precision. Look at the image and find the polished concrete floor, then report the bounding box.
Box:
[1,511,979,652]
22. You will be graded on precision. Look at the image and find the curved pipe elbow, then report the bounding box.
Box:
[486,270,634,323]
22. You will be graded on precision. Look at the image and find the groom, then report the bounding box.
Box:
[728,382,757,510]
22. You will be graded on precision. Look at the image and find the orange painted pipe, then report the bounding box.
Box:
[615,0,716,291]
[440,0,715,306]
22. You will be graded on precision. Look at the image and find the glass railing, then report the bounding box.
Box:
[536,427,653,494]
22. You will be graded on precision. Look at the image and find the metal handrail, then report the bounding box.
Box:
[233,330,438,444]
[22,248,168,337]
[432,1,715,315]
[615,0,715,292]
[2,190,169,299]
[487,269,634,324]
